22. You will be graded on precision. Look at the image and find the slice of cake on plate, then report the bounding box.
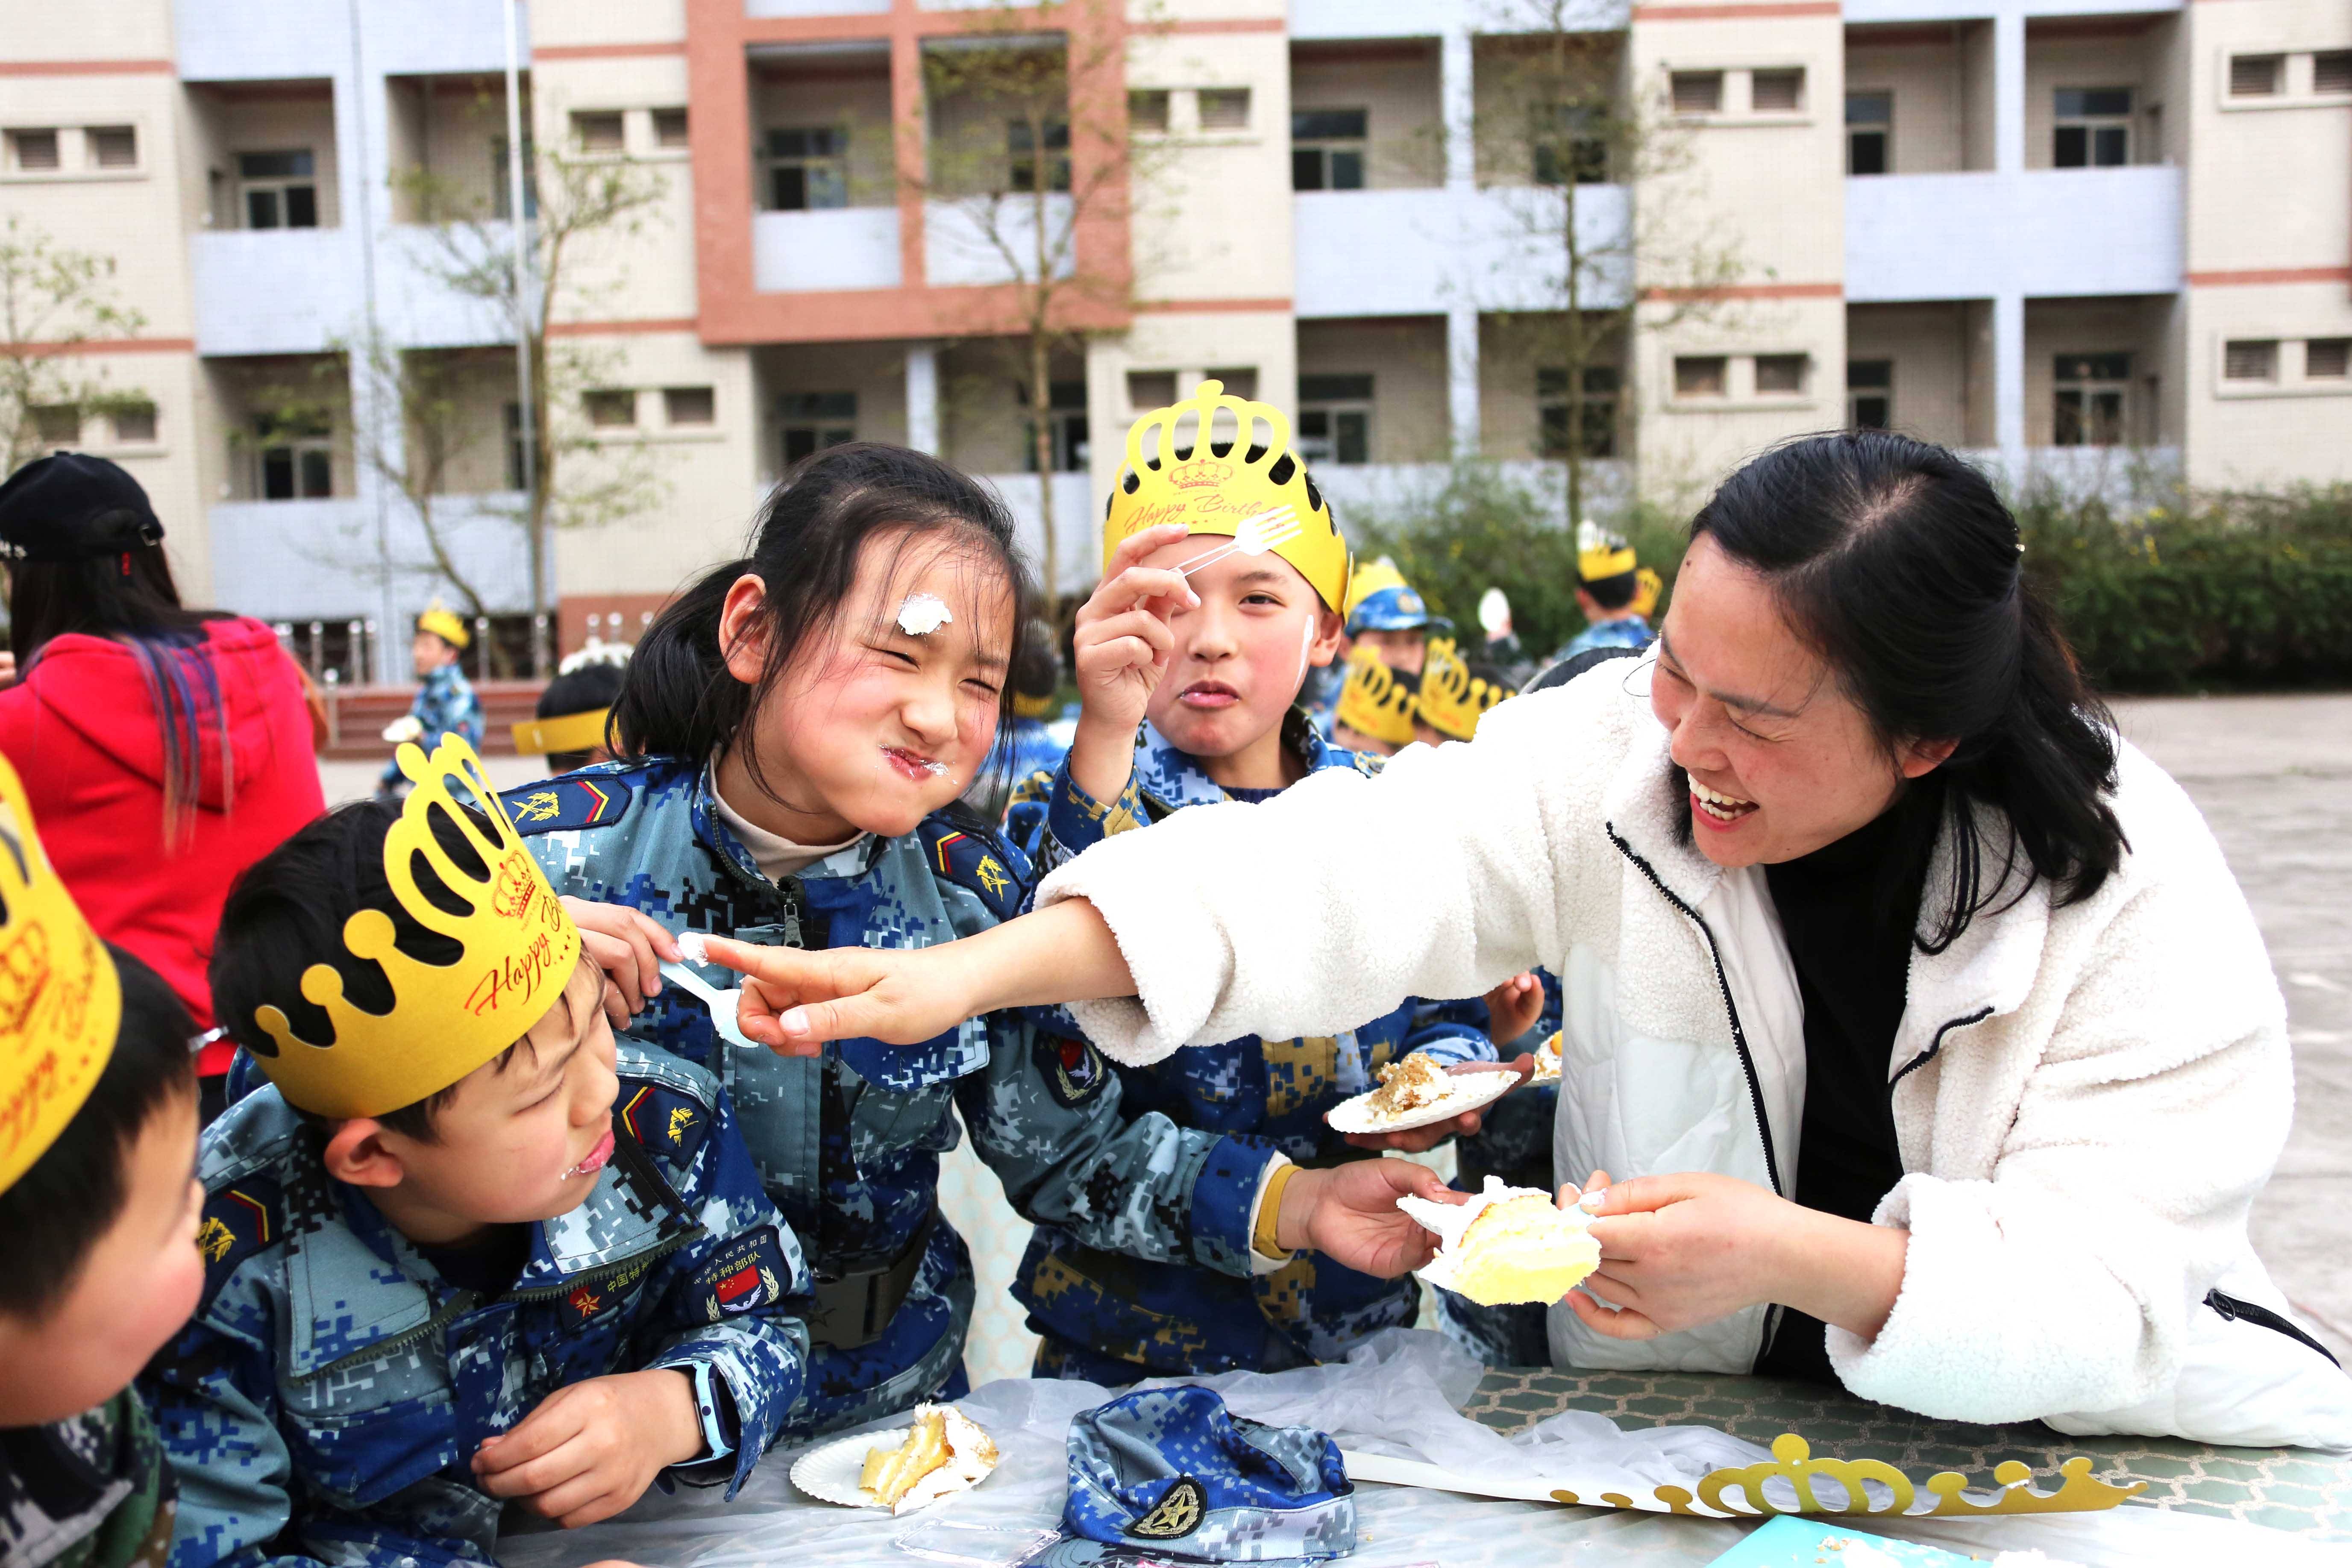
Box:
[858,1404,1000,1514]
[1398,1175,1601,1306]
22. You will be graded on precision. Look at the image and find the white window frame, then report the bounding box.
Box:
[2051,352,2132,446]
[2209,333,2352,397]
[779,391,856,468]
[237,149,320,229]
[253,420,335,501]
[1847,359,1893,429]
[1846,91,1891,175]
[1298,374,1374,466]
[1291,107,1368,191]
[2052,87,2133,167]
[762,126,849,211]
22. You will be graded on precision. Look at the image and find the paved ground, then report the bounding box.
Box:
[329,694,2352,1360]
[2112,694,2352,1362]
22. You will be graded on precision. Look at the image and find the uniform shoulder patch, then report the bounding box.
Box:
[919,810,1028,920]
[196,1175,285,1309]
[691,1225,795,1324]
[1038,1031,1110,1110]
[500,775,633,836]
[615,1079,713,1167]
[1348,749,1385,778]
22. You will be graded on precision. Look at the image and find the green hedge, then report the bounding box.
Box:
[1347,463,2352,694]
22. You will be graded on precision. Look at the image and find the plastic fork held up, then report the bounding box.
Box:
[658,960,759,1051]
[1173,506,1302,579]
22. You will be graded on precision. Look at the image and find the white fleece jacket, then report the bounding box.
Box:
[1037,658,2352,1450]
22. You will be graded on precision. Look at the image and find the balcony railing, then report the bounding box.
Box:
[1846,167,2183,301]
[208,493,533,622]
[191,226,514,355]
[752,208,904,292]
[1295,185,1631,319]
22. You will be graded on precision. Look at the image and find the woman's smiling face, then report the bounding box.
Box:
[1649,534,1949,867]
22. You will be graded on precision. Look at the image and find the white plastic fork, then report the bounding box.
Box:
[659,959,759,1050]
[1173,505,1303,578]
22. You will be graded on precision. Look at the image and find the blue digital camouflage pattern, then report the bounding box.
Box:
[141,1043,809,1568]
[1432,972,1562,1367]
[379,663,485,790]
[1004,711,1495,1377]
[1554,614,1655,664]
[511,757,1270,1438]
[0,1392,176,1568]
[1000,714,1069,785]
[1063,1386,1355,1562]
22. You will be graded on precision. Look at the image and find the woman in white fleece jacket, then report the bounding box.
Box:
[710,432,2352,1451]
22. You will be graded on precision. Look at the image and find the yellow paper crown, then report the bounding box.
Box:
[1334,646,1417,747]
[0,752,123,1194]
[1576,520,1638,584]
[417,599,471,649]
[1417,638,1517,742]
[1104,379,1352,612]
[510,708,612,759]
[249,735,581,1119]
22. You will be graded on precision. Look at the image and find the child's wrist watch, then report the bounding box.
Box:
[687,1361,735,1461]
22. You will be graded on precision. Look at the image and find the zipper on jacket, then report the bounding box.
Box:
[1606,826,1783,1197]
[2206,1289,2342,1368]
[1888,1007,1994,1092]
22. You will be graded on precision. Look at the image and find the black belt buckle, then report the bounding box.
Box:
[807,1210,938,1351]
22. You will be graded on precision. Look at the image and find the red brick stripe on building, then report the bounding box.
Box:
[0,58,174,76]
[1640,282,1842,302]
[12,337,195,355]
[545,318,699,338]
[1149,18,1289,33]
[1136,298,1295,314]
[2186,267,2352,287]
[533,41,687,61]
[1631,3,1841,19]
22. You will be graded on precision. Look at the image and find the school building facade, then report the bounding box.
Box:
[3,0,2346,682]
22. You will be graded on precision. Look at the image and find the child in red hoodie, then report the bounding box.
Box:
[0,453,325,1115]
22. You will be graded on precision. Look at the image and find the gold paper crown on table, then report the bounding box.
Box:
[1104,379,1352,613]
[0,751,123,1193]
[250,735,581,1119]
[1583,1433,2148,1521]
[1334,646,1417,747]
[417,598,471,650]
[1417,638,1516,742]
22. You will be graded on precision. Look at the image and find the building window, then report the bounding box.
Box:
[1846,92,1891,175]
[1198,89,1251,130]
[2223,340,2279,382]
[253,414,332,500]
[1674,355,1727,396]
[2308,338,2352,379]
[1021,382,1088,472]
[1751,69,1804,113]
[504,403,527,489]
[2052,352,2129,446]
[1670,72,1723,115]
[1008,120,1071,193]
[1291,108,1367,191]
[1125,370,1175,410]
[7,129,60,172]
[239,150,318,229]
[111,402,158,443]
[1298,374,1374,465]
[653,108,689,149]
[1847,360,1892,428]
[1129,90,1170,133]
[571,111,624,153]
[1532,104,1609,185]
[765,128,847,211]
[1538,367,1618,458]
[492,135,538,220]
[584,390,637,428]
[664,387,714,426]
[1206,367,1257,399]
[780,391,855,467]
[2052,88,2131,167]
[88,126,137,169]
[2228,55,2284,98]
[2317,52,2352,95]
[1755,354,1808,395]
[29,405,79,446]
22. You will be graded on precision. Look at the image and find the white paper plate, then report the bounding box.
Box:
[790,1427,907,1510]
[1325,1066,1518,1134]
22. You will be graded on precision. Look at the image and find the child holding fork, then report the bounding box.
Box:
[1001,379,1528,1383]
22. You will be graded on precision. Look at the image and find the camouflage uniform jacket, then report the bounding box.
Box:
[1554,614,1654,665]
[381,664,485,789]
[1003,711,1495,1377]
[141,1043,808,1568]
[1,1393,176,1568]
[506,757,1271,1436]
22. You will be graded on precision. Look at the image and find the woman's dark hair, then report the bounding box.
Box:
[9,540,232,842]
[1689,429,2125,950]
[210,799,517,1143]
[614,443,1039,797]
[0,945,195,1319]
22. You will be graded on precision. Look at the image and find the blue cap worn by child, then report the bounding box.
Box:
[1063,1386,1356,1562]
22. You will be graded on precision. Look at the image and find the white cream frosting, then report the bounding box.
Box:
[896,592,955,636]
[1397,1175,1593,1293]
[887,1406,999,1515]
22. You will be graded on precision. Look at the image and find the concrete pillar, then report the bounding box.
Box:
[1442,27,1475,193]
[905,343,940,455]
[1994,9,2025,176]
[1448,305,1481,459]
[1994,291,2026,474]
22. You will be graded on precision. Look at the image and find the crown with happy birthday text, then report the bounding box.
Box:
[1417,638,1517,742]
[248,735,581,1119]
[1334,646,1418,748]
[0,751,123,1193]
[1104,379,1352,613]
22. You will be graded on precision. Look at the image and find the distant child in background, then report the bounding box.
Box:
[0,751,203,1568]
[513,640,631,774]
[1303,558,1439,732]
[977,620,1069,822]
[1552,521,1661,664]
[1411,637,1516,750]
[1007,379,1503,1383]
[146,739,810,1567]
[1328,645,1417,758]
[378,599,484,798]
